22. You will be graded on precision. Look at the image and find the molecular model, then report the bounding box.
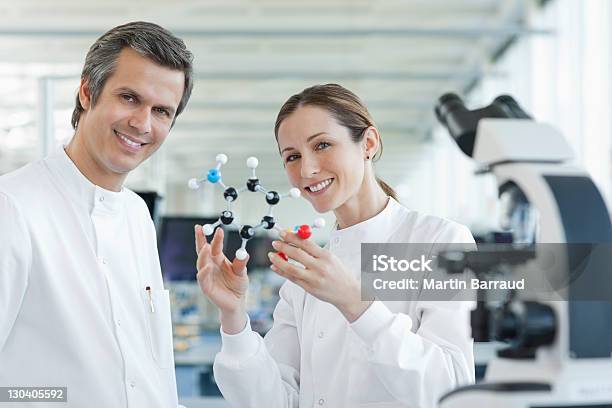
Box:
[188,154,326,261]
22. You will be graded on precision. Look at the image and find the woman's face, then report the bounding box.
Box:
[276,105,365,213]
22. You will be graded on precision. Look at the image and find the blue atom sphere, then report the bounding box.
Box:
[207,169,220,183]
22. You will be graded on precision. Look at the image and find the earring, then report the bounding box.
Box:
[366,155,370,160]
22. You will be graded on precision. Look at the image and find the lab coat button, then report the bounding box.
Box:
[333,237,340,245]
[318,398,325,405]
[318,331,324,339]
[129,381,135,388]
[99,196,104,202]
[101,257,107,265]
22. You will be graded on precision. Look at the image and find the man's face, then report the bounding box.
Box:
[78,47,185,175]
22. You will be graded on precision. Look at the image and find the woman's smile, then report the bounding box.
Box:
[304,177,334,196]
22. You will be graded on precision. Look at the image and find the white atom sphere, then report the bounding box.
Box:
[313,218,326,228]
[203,224,214,236]
[188,178,200,190]
[246,157,259,169]
[235,248,248,261]
[216,153,228,164]
[289,188,301,198]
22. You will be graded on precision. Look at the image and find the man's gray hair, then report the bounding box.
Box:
[71,21,194,129]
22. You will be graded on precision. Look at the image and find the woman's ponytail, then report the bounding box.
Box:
[376,177,398,201]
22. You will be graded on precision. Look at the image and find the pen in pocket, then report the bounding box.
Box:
[145,286,155,313]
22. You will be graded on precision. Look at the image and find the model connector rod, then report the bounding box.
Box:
[188,153,325,260]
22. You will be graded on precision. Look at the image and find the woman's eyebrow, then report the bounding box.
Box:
[280,132,328,155]
[307,132,327,142]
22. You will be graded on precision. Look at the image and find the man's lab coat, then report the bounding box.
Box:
[0,146,179,407]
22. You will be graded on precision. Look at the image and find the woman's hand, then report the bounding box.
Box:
[195,225,250,334]
[268,231,373,323]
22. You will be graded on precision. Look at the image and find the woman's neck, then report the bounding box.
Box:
[334,175,390,230]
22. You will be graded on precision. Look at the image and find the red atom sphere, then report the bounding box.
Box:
[297,224,312,239]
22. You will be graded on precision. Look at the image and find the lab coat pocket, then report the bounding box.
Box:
[142,289,174,369]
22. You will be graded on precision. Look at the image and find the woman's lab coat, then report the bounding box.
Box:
[213,197,476,408]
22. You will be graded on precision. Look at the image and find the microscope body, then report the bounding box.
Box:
[436,95,612,407]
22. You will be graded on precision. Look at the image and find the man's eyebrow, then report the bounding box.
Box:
[116,87,176,115]
[157,104,176,116]
[116,87,141,98]
[280,132,328,155]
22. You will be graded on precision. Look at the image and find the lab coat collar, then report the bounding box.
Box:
[329,196,403,244]
[44,145,125,213]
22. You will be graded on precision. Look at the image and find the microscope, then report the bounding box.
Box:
[434,94,612,407]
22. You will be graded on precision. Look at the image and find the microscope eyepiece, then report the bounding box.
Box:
[435,93,466,126]
[492,95,532,119]
[434,93,532,157]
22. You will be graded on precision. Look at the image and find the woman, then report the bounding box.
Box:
[194,84,475,408]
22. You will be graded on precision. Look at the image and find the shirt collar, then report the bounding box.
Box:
[329,196,403,244]
[44,144,125,213]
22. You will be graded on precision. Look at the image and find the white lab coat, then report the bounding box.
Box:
[213,197,476,408]
[0,146,179,407]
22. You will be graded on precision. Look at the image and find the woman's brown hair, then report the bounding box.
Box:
[274,83,398,201]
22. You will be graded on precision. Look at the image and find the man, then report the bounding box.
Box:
[0,22,193,407]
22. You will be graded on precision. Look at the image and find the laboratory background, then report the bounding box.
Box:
[0,0,610,406]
